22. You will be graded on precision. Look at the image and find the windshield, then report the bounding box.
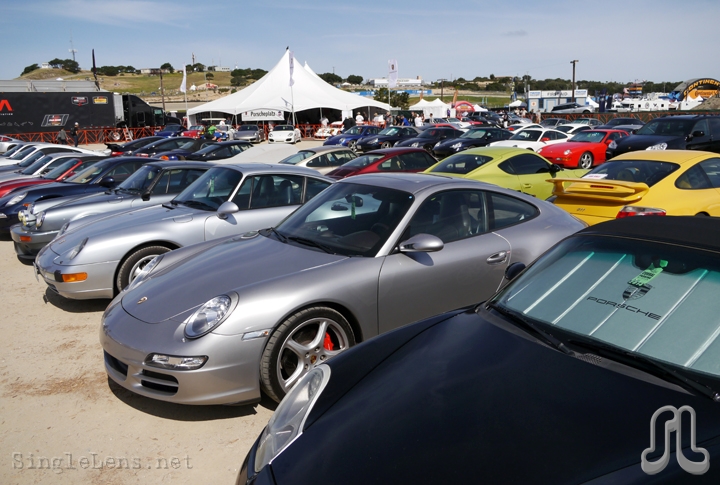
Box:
[280,151,314,165]
[275,182,414,257]
[428,153,494,174]
[117,164,162,193]
[172,166,242,210]
[492,235,720,382]
[2,144,26,158]
[636,119,694,136]
[570,131,607,143]
[8,146,36,160]
[379,127,402,136]
[238,125,258,132]
[607,118,638,126]
[188,125,204,131]
[273,125,294,131]
[418,130,441,139]
[510,130,542,141]
[42,158,80,179]
[19,153,49,173]
[342,126,362,135]
[65,158,115,184]
[460,130,488,139]
[343,153,386,169]
[582,160,679,186]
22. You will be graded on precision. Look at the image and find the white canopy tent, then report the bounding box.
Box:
[187,50,389,125]
[508,100,527,108]
[408,98,449,118]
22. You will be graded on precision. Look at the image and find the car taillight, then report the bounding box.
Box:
[616,206,666,218]
[110,151,123,156]
[138,153,149,157]
[160,155,170,160]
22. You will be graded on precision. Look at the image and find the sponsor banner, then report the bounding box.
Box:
[71,96,89,106]
[42,114,70,127]
[528,90,588,98]
[241,109,284,121]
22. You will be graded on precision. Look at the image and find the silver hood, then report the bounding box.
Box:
[120,234,347,323]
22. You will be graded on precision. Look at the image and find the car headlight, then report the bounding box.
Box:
[125,254,163,292]
[411,142,419,147]
[58,222,70,237]
[66,238,88,260]
[646,142,667,151]
[450,142,462,149]
[608,140,617,149]
[339,138,346,143]
[254,365,331,471]
[7,193,26,207]
[370,138,378,144]
[184,295,234,338]
[563,150,572,155]
[36,211,45,228]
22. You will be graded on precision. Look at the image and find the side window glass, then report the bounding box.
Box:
[231,176,253,209]
[151,170,171,194]
[307,155,328,168]
[404,190,488,244]
[378,157,403,171]
[498,159,515,175]
[401,152,434,170]
[693,120,709,137]
[675,163,714,190]
[708,118,720,138]
[509,154,550,175]
[107,162,139,183]
[305,178,331,201]
[166,169,205,194]
[489,193,539,230]
[248,174,304,209]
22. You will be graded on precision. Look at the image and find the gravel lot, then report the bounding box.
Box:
[0,172,292,484]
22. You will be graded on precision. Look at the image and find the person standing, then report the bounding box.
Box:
[355,111,364,124]
[414,113,423,127]
[385,111,394,127]
[342,116,356,131]
[56,128,68,145]
[69,122,80,147]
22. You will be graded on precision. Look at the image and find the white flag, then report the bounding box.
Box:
[388,59,398,88]
[180,66,187,93]
[289,51,295,87]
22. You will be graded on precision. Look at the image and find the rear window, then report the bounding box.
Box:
[343,153,386,168]
[582,160,680,186]
[429,153,494,174]
[635,118,695,136]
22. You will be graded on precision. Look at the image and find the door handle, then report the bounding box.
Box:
[521,183,532,188]
[487,251,508,264]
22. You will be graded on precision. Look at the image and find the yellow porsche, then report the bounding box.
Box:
[424,146,588,199]
[549,150,720,225]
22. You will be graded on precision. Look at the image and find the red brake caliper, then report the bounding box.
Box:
[323,332,334,351]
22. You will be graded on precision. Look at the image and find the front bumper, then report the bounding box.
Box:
[236,432,271,485]
[100,300,265,405]
[35,245,118,300]
[10,224,59,259]
[0,210,20,232]
[356,142,380,152]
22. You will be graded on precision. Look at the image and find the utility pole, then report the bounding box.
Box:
[570,60,579,102]
[439,78,447,102]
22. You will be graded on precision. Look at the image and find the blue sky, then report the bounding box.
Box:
[2,0,718,85]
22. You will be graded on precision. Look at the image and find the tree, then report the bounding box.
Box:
[319,72,342,85]
[98,66,119,76]
[373,88,410,109]
[346,75,363,85]
[21,64,39,76]
[62,59,80,73]
[191,63,205,72]
[205,73,214,80]
[160,62,174,73]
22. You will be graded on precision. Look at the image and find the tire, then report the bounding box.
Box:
[348,140,358,152]
[115,245,171,294]
[381,141,392,149]
[260,306,355,402]
[579,152,594,169]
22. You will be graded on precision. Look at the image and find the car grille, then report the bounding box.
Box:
[104,351,128,378]
[139,370,179,395]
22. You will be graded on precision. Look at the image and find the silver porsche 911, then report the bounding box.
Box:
[35,163,333,300]
[13,161,211,260]
[99,173,586,405]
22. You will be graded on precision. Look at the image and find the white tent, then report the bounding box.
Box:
[472,104,488,112]
[187,50,389,125]
[408,98,449,118]
[508,100,527,108]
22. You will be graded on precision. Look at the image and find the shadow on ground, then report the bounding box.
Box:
[107,378,278,421]
[43,288,110,313]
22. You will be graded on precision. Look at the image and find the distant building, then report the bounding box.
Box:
[40,63,52,69]
[370,77,423,88]
[139,68,170,75]
[208,66,231,72]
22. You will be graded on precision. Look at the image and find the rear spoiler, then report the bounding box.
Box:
[547,178,649,203]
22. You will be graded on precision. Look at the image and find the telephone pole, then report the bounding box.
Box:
[570,60,579,102]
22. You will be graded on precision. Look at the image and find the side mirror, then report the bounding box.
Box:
[398,234,444,253]
[141,190,152,201]
[549,163,561,173]
[344,195,364,207]
[691,130,705,138]
[99,176,116,188]
[217,201,239,220]
[505,262,526,281]
[331,203,349,211]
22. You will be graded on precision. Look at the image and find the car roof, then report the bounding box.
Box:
[299,145,353,154]
[578,216,720,252]
[612,149,715,165]
[337,172,485,194]
[362,147,429,156]
[141,160,211,169]
[215,163,333,179]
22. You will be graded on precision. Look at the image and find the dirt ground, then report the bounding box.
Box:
[0,224,276,484]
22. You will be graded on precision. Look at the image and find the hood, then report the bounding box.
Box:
[615,134,684,152]
[49,204,198,254]
[540,141,601,154]
[276,307,720,483]
[397,136,436,146]
[121,234,346,323]
[47,190,118,209]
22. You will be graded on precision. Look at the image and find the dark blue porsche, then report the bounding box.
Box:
[323,125,382,152]
[354,126,421,152]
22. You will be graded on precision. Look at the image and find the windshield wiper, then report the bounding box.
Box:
[178,200,215,211]
[286,235,335,254]
[567,338,720,403]
[268,227,287,243]
[487,302,573,355]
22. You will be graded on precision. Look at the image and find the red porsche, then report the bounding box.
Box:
[0,155,104,198]
[536,129,627,169]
